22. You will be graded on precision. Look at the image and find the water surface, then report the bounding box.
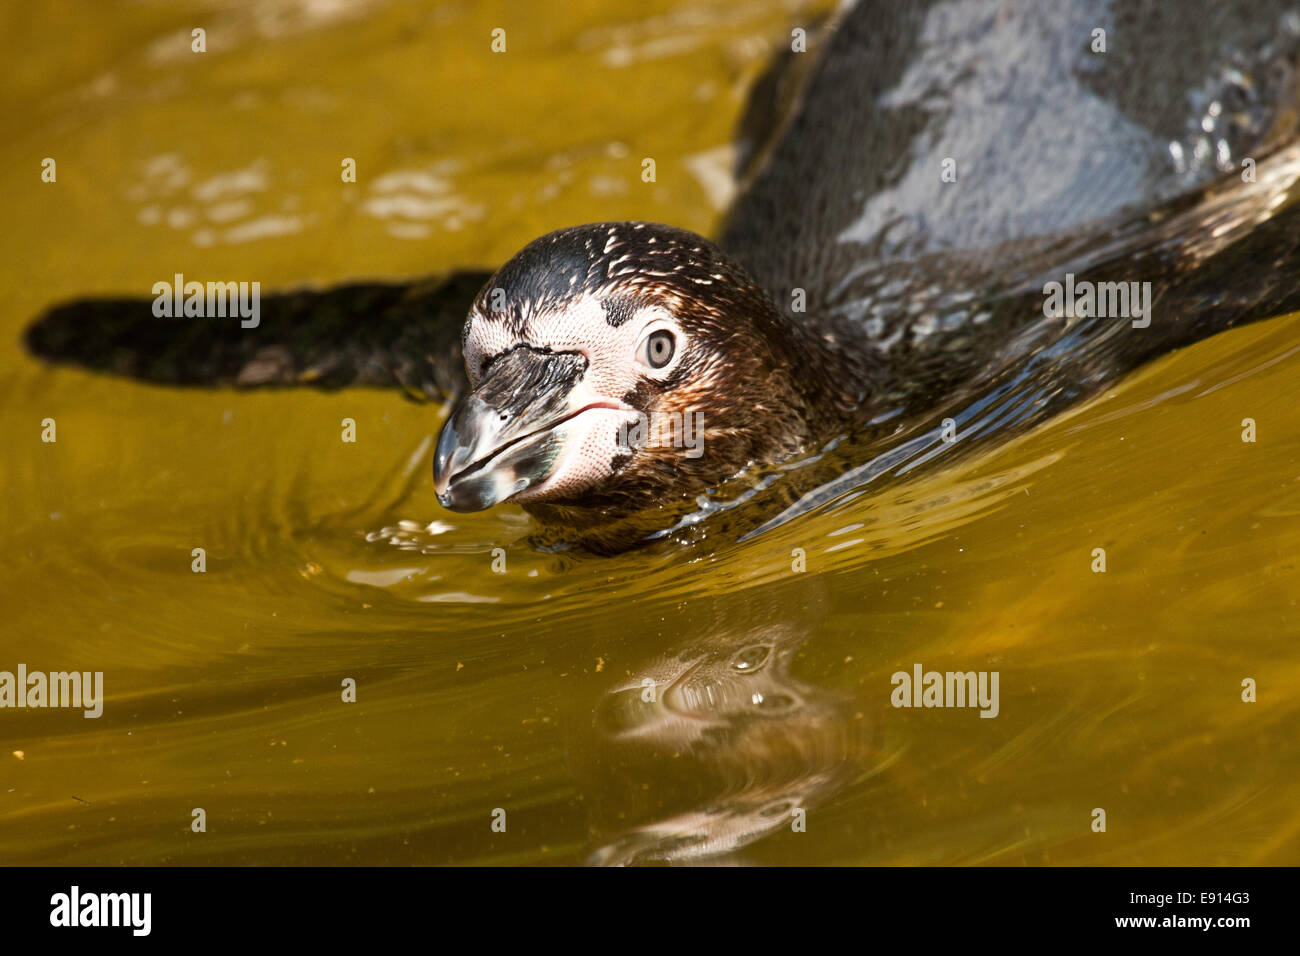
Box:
[1,0,1298,865]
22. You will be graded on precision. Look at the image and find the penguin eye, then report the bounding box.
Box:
[643,329,676,369]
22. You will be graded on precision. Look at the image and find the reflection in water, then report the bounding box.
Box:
[579,588,872,865]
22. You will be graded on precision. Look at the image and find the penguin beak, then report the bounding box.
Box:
[433,346,616,512]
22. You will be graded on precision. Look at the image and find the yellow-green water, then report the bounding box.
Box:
[1,0,1298,865]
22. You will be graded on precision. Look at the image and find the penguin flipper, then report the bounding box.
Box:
[23,271,490,403]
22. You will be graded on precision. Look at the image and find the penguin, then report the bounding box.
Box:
[26,0,1300,552]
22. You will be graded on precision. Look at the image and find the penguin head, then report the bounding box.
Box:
[433,222,829,521]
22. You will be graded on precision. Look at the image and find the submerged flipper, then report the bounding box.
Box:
[24,271,491,402]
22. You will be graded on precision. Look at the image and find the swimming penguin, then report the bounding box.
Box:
[27,0,1300,551]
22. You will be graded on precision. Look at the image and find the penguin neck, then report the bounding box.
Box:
[762,294,878,438]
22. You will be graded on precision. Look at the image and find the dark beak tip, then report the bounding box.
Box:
[436,490,468,512]
[431,347,587,513]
